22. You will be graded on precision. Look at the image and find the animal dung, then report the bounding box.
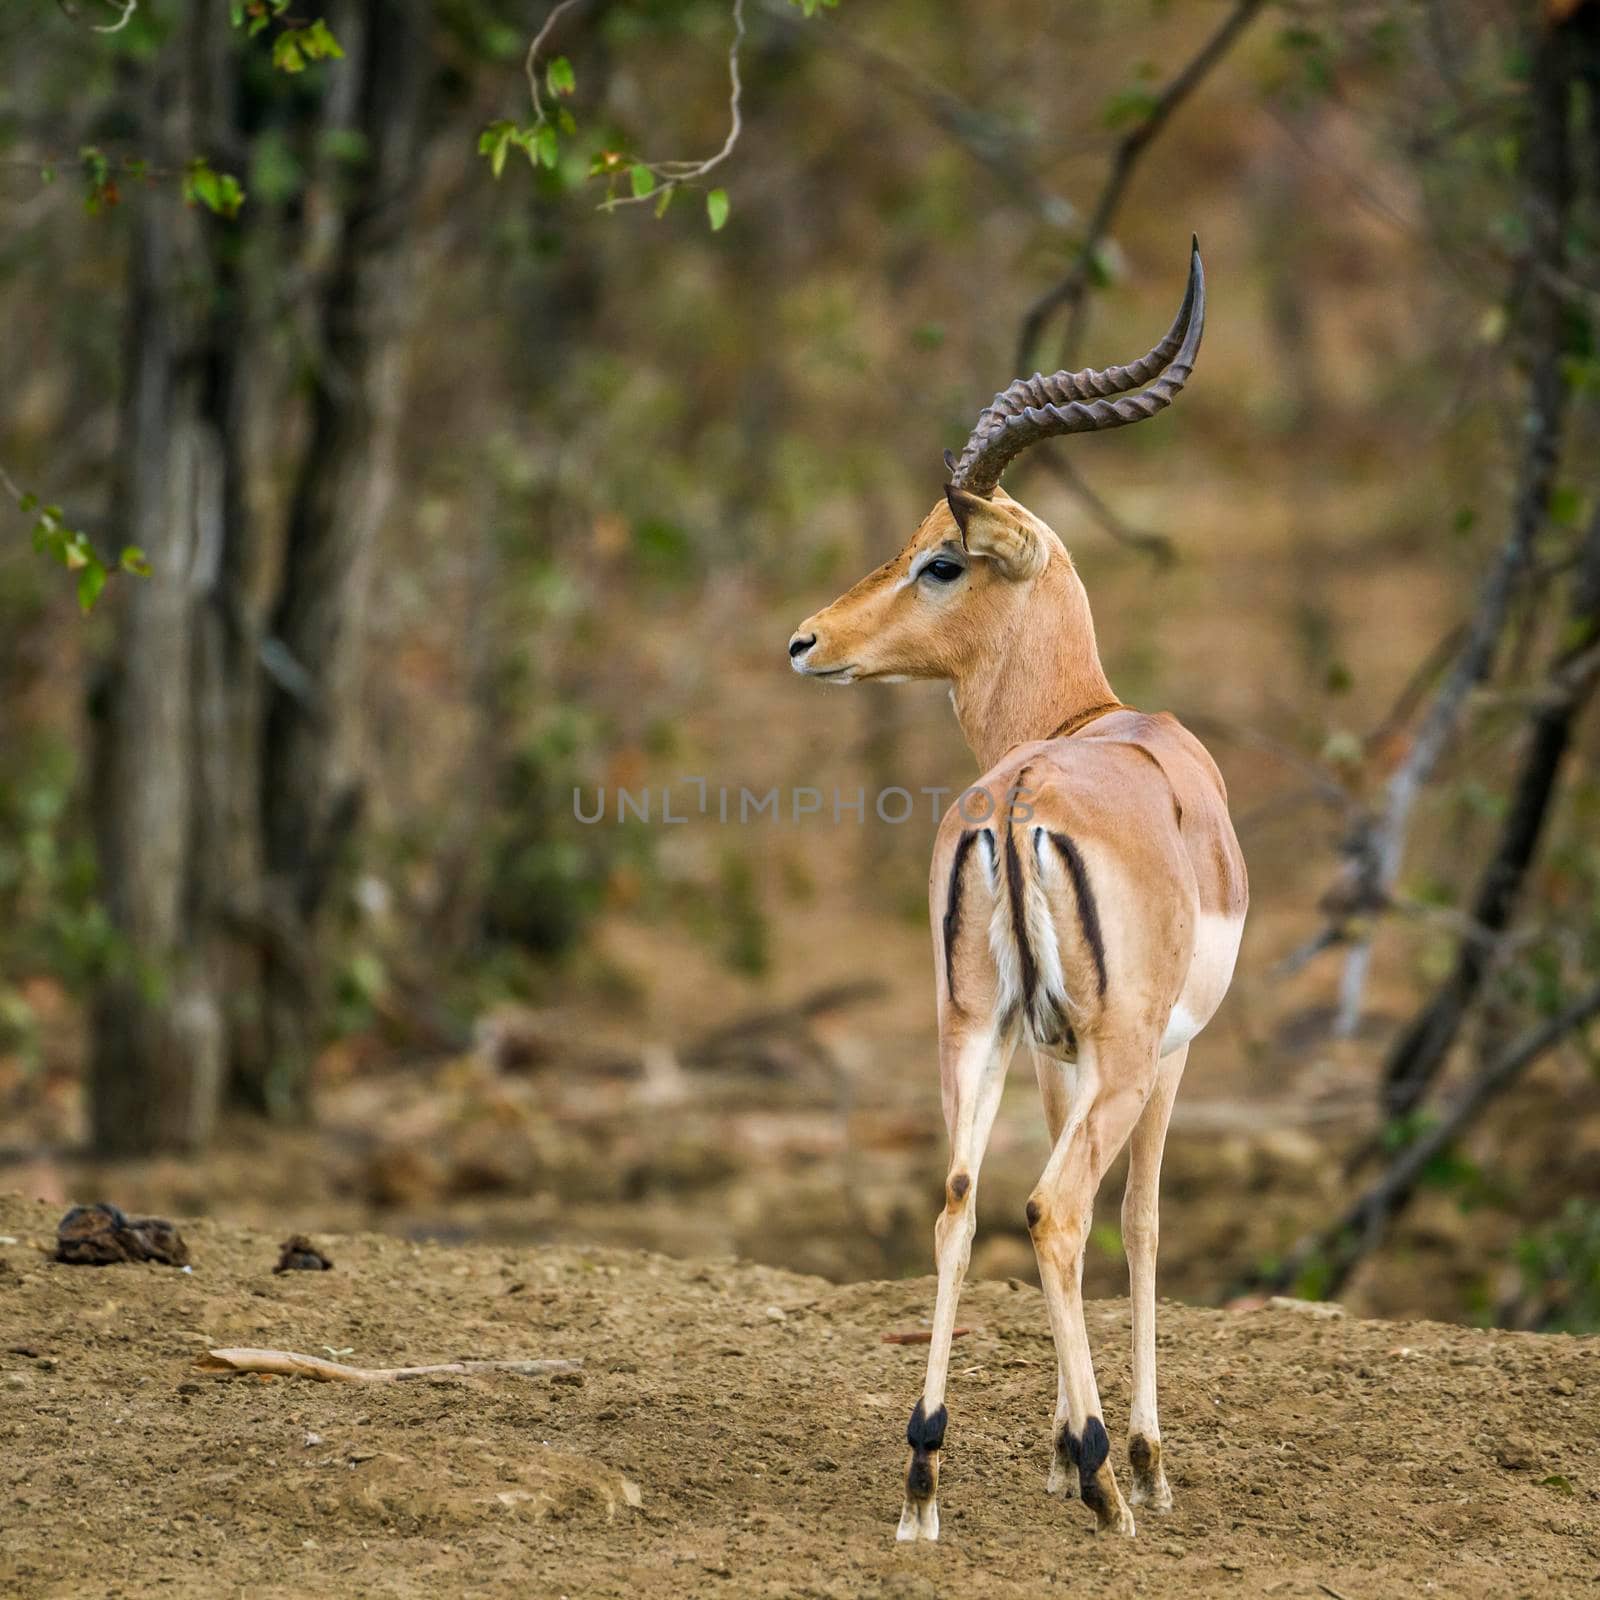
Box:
[273,1235,334,1274]
[54,1203,191,1267]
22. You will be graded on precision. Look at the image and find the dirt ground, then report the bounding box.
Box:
[2,1195,1595,1600]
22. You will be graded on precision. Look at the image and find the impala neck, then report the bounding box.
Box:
[950,557,1118,771]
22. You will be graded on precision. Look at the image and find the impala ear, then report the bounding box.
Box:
[943,486,1046,580]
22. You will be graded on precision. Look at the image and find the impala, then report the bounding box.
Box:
[789,241,1247,1542]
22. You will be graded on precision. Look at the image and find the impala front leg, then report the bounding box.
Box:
[898,1019,1015,1543]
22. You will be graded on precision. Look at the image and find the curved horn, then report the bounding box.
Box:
[948,238,1206,496]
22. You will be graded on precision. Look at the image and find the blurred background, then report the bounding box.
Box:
[3,0,1599,1330]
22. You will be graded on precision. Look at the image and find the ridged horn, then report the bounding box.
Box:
[948,238,1205,496]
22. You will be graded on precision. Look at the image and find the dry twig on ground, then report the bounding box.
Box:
[197,1348,582,1383]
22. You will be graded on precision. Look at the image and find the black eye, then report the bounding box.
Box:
[923,559,963,583]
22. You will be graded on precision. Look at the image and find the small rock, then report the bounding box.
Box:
[54,1203,190,1267]
[620,1476,643,1509]
[765,1305,787,1322]
[303,1431,324,1448]
[273,1235,334,1274]
[1494,1434,1540,1472]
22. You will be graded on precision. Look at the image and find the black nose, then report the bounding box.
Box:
[789,633,817,659]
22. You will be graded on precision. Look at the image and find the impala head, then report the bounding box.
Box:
[789,238,1205,693]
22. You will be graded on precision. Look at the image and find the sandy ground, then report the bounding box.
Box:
[1,1196,1596,1600]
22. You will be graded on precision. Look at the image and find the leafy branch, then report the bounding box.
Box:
[0,464,149,613]
[229,0,344,75]
[12,147,247,219]
[479,0,815,232]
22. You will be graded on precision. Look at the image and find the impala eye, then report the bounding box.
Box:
[923,558,964,584]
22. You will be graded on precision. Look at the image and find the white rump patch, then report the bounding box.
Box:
[1159,1003,1200,1057]
[1161,911,1245,1057]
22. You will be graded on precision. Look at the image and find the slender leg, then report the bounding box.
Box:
[1032,1048,1079,1498]
[1123,1043,1186,1510]
[1027,1039,1156,1537]
[898,1019,1017,1543]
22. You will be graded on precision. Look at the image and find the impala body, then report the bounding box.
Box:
[790,242,1246,1541]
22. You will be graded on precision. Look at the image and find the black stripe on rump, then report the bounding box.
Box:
[1049,832,1108,998]
[941,829,979,1009]
[1003,798,1039,1015]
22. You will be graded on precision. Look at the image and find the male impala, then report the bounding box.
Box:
[789,241,1246,1542]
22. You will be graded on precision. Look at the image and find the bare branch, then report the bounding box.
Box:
[1014,0,1267,372]
[758,0,1074,228]
[1254,979,1600,1300]
[1329,13,1578,1035]
[1030,449,1176,566]
[92,0,137,33]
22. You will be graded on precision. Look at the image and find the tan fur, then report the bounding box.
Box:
[792,490,1248,1543]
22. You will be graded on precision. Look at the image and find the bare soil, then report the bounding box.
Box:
[2,1195,1595,1600]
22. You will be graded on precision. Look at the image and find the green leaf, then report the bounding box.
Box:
[272,31,305,72]
[76,561,108,614]
[655,184,675,219]
[120,546,152,577]
[491,132,509,178]
[536,124,559,169]
[546,55,576,97]
[301,19,345,61]
[706,187,730,231]
[629,163,655,199]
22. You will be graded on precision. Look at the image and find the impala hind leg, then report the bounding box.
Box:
[898,1021,1016,1543]
[1124,1043,1186,1511]
[1028,1041,1156,1537]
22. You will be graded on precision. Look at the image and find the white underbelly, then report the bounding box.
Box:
[1160,911,1245,1057]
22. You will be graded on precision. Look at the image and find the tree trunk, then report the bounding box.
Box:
[91,2,237,1154]
[92,0,429,1144]
[245,0,429,1116]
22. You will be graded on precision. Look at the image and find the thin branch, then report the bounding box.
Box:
[524,0,588,122]
[1378,503,1600,1116]
[1014,0,1267,372]
[1330,13,1577,1035]
[527,0,746,208]
[93,0,137,33]
[1031,449,1176,566]
[758,0,1073,228]
[1254,980,1600,1299]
